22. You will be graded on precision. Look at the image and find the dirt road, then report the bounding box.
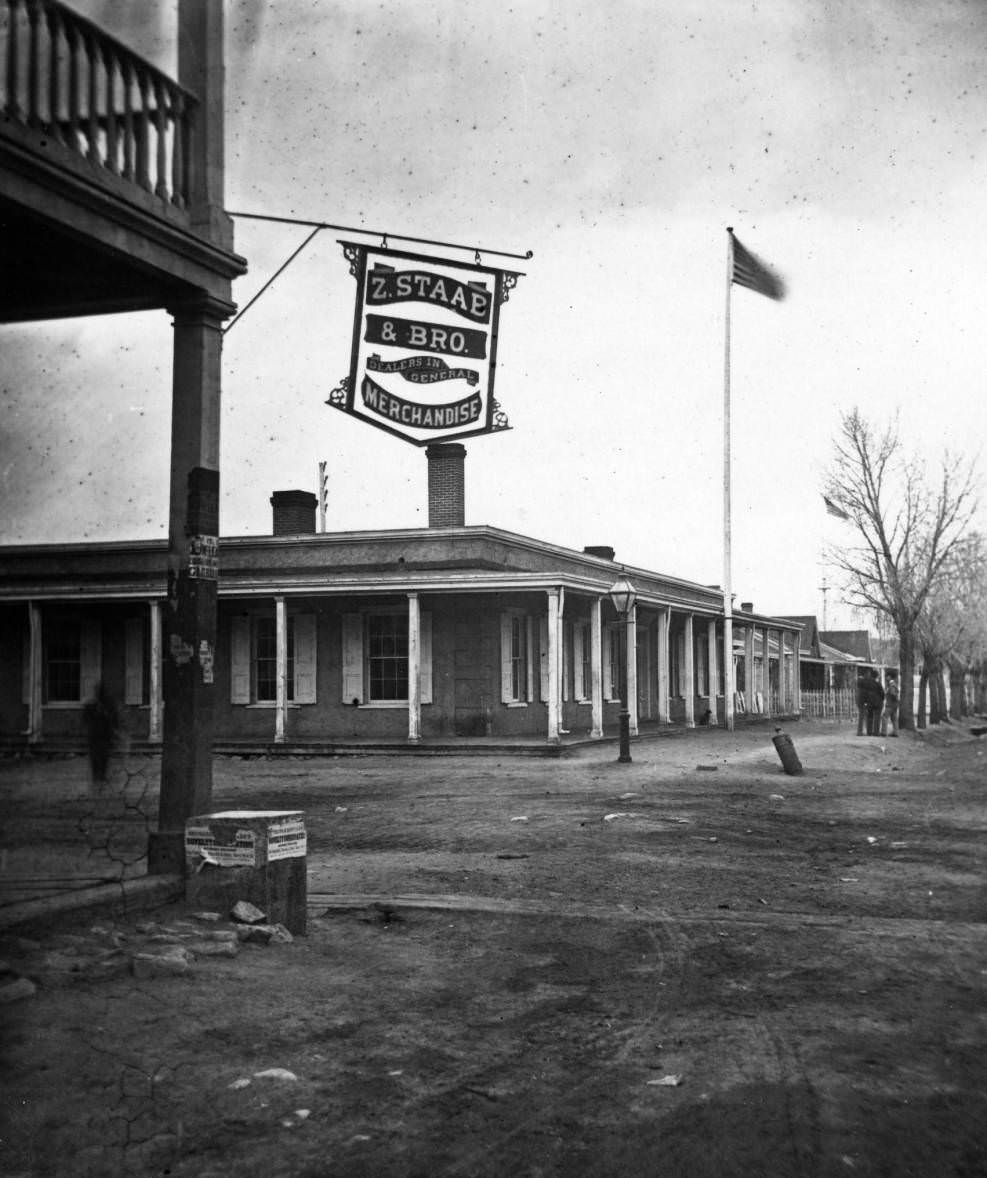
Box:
[2,722,985,1177]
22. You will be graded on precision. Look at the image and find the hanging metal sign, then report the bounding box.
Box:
[329,242,520,446]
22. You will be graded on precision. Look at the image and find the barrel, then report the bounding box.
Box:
[772,730,803,776]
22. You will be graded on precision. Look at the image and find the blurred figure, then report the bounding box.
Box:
[855,672,869,736]
[867,669,885,736]
[82,681,118,787]
[882,670,900,737]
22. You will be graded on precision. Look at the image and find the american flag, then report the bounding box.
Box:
[824,496,850,520]
[730,231,785,301]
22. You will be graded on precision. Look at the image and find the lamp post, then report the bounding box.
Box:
[608,576,637,763]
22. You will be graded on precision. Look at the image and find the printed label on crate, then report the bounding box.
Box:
[185,824,257,867]
[267,817,307,861]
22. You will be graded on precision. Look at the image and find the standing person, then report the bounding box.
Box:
[82,681,118,788]
[867,668,885,736]
[855,671,870,736]
[882,670,900,737]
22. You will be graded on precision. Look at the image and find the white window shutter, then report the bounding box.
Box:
[230,616,251,704]
[539,615,549,702]
[420,611,433,704]
[500,612,514,703]
[293,613,317,704]
[341,613,364,704]
[80,620,101,702]
[124,617,144,705]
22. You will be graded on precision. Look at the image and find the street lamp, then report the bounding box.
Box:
[608,576,637,763]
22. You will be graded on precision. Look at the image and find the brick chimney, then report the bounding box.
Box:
[426,444,466,527]
[583,546,616,561]
[271,490,317,536]
[740,601,753,613]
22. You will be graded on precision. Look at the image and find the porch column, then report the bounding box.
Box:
[590,596,603,738]
[546,588,561,744]
[408,592,421,743]
[707,619,719,725]
[744,624,755,714]
[683,613,695,727]
[27,602,42,744]
[761,626,772,717]
[179,0,236,250]
[275,596,287,743]
[657,607,670,724]
[149,601,163,742]
[152,296,228,874]
[778,630,787,713]
[723,610,735,732]
[557,588,566,732]
[793,629,802,715]
[627,603,639,736]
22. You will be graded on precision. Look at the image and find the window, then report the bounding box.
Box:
[509,615,525,700]
[46,621,80,702]
[256,616,294,702]
[341,611,432,705]
[500,611,534,704]
[230,613,316,705]
[124,616,149,706]
[696,634,709,697]
[569,621,593,702]
[368,615,407,701]
[671,630,683,697]
[43,618,100,705]
[604,623,620,702]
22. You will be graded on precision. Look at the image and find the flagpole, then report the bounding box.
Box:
[723,228,735,731]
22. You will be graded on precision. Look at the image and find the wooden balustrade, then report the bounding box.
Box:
[2,0,197,209]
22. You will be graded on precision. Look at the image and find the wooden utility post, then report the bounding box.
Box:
[149,0,236,872]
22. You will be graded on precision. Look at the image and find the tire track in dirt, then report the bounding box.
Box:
[415,900,699,1177]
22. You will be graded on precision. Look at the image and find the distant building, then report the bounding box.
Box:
[0,449,805,751]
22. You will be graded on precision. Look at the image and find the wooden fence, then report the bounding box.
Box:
[799,688,858,721]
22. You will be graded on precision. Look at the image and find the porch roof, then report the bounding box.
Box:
[0,525,801,630]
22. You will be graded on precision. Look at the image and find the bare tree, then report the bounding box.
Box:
[822,409,980,730]
[938,534,987,719]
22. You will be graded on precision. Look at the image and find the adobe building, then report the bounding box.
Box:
[0,445,803,752]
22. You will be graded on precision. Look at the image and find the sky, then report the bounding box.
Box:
[3,0,986,630]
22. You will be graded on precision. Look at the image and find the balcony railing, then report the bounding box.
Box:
[2,0,197,208]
